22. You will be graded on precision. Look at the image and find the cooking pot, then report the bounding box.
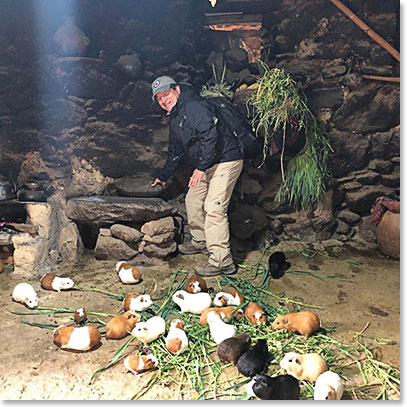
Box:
[0,178,17,201]
[18,189,47,202]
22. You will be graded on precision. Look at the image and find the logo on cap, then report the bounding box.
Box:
[153,80,160,89]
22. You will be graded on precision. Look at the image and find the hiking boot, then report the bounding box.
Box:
[194,262,236,277]
[178,241,209,255]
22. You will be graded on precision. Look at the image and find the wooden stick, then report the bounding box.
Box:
[362,75,400,83]
[329,0,400,62]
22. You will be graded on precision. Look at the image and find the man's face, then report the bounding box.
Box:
[156,86,180,113]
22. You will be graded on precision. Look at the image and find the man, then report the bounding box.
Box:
[151,75,243,277]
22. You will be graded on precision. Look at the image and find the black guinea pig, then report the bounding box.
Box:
[268,251,291,279]
[237,339,268,377]
[247,373,300,400]
[217,333,251,364]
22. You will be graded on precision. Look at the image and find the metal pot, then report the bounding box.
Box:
[0,179,17,201]
[18,188,46,202]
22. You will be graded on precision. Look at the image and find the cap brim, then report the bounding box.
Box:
[152,84,172,101]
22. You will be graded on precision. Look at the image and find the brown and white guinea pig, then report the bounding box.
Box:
[213,289,244,307]
[172,290,212,314]
[73,307,87,325]
[123,293,153,312]
[272,311,320,338]
[131,316,166,344]
[105,311,141,339]
[115,261,142,284]
[217,333,251,364]
[12,282,38,308]
[280,352,327,383]
[40,273,74,292]
[314,371,345,400]
[165,319,189,354]
[206,311,236,345]
[185,275,208,294]
[53,325,101,352]
[244,302,267,325]
[199,306,244,326]
[124,353,158,375]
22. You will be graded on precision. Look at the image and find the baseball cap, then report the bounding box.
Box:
[151,76,177,100]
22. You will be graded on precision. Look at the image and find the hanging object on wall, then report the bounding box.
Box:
[52,16,90,57]
[116,49,143,79]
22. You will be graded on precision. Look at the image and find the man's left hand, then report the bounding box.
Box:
[188,169,205,189]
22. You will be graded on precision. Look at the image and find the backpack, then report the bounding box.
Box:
[207,97,263,159]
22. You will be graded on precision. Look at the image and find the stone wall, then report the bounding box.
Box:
[0,0,399,257]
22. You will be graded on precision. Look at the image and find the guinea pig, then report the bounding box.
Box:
[268,251,291,280]
[199,306,244,326]
[12,282,38,308]
[237,339,268,377]
[40,273,74,292]
[185,275,208,294]
[217,333,251,364]
[132,316,166,344]
[123,293,153,312]
[124,353,158,375]
[106,311,141,339]
[115,261,142,284]
[74,307,87,325]
[244,302,267,325]
[53,325,101,352]
[206,311,236,345]
[314,371,345,400]
[280,352,327,383]
[165,319,189,354]
[213,289,244,307]
[172,290,212,314]
[272,311,320,337]
[246,373,300,400]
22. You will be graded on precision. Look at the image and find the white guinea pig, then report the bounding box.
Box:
[280,352,327,383]
[206,311,236,344]
[131,316,166,344]
[165,319,189,354]
[40,273,74,292]
[314,371,345,400]
[12,283,38,308]
[123,293,153,312]
[172,290,212,314]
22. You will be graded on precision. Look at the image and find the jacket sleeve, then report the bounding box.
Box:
[186,100,220,172]
[156,127,184,182]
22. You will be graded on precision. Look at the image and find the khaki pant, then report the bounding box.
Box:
[185,160,243,268]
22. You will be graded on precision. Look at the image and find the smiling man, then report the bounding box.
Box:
[151,76,243,277]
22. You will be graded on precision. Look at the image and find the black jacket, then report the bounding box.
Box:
[156,83,243,182]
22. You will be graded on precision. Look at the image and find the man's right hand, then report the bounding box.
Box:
[151,178,167,188]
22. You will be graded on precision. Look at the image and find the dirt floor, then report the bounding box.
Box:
[0,238,400,400]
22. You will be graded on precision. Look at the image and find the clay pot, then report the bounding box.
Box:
[376,211,400,259]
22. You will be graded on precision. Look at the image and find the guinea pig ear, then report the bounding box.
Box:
[282,318,288,324]
[295,358,301,365]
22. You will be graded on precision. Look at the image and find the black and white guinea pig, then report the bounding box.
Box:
[246,373,300,400]
[237,339,269,377]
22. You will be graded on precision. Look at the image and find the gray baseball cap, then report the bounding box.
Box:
[151,76,177,100]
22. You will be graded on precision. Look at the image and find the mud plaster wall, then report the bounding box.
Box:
[0,0,400,252]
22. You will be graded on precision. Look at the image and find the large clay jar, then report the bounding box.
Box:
[52,16,90,57]
[376,211,400,259]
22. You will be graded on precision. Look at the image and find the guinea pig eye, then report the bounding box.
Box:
[288,359,293,363]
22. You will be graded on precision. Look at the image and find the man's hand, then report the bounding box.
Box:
[151,178,167,188]
[188,169,205,189]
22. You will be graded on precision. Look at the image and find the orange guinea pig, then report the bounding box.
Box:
[105,311,141,339]
[185,275,208,294]
[53,325,101,352]
[244,302,267,325]
[115,261,142,284]
[124,354,158,375]
[272,311,320,338]
[200,306,243,326]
